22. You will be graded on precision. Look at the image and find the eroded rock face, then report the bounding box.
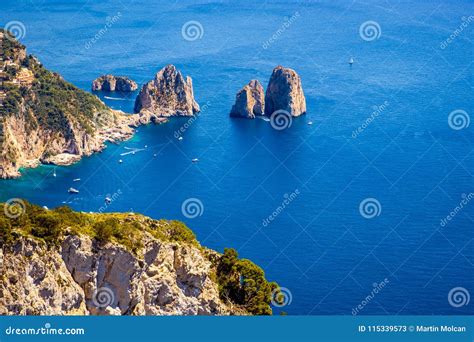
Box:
[92,75,138,92]
[264,66,306,117]
[134,65,200,117]
[0,235,233,316]
[230,80,264,119]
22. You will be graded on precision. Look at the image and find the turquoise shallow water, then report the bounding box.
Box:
[0,0,473,314]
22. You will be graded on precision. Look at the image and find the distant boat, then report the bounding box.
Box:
[105,196,112,204]
[73,178,81,182]
[53,168,57,177]
[349,57,354,65]
[178,137,183,141]
[192,158,199,163]
[258,116,270,122]
[68,187,79,194]
[43,206,49,210]
[153,154,157,157]
[308,121,313,125]
[119,159,123,163]
[145,145,148,148]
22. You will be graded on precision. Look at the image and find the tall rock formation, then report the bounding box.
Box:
[92,75,138,92]
[134,65,200,117]
[229,80,264,119]
[264,66,306,117]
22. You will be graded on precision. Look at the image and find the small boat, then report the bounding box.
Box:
[53,168,57,177]
[73,178,81,182]
[43,206,49,210]
[105,196,112,204]
[308,121,313,125]
[119,159,123,163]
[153,154,157,157]
[349,57,354,65]
[178,137,183,141]
[192,158,199,163]
[68,187,80,194]
[145,145,148,148]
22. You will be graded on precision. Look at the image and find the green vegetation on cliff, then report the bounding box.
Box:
[0,200,279,315]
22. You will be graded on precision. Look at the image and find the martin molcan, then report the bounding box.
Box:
[416,325,466,333]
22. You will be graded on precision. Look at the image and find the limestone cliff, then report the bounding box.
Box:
[0,30,162,179]
[264,66,306,117]
[134,65,200,117]
[92,75,138,92]
[230,80,264,119]
[0,202,278,315]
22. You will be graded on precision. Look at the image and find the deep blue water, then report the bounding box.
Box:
[1,0,473,315]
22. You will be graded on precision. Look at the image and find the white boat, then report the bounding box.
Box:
[145,145,148,148]
[308,121,313,125]
[119,159,123,163]
[153,154,157,157]
[192,158,199,163]
[349,57,354,65]
[53,168,57,177]
[178,137,183,141]
[68,187,79,194]
[105,196,112,204]
[73,178,81,182]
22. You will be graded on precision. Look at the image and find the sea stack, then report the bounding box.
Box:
[92,75,138,92]
[134,65,200,116]
[229,80,265,119]
[264,66,306,117]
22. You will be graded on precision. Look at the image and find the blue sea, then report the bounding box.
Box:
[1,0,473,315]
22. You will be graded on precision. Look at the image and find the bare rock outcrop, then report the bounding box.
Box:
[229,80,264,119]
[92,75,138,92]
[264,66,306,117]
[0,234,234,316]
[134,65,200,117]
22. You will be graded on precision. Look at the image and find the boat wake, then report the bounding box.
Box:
[104,96,134,101]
